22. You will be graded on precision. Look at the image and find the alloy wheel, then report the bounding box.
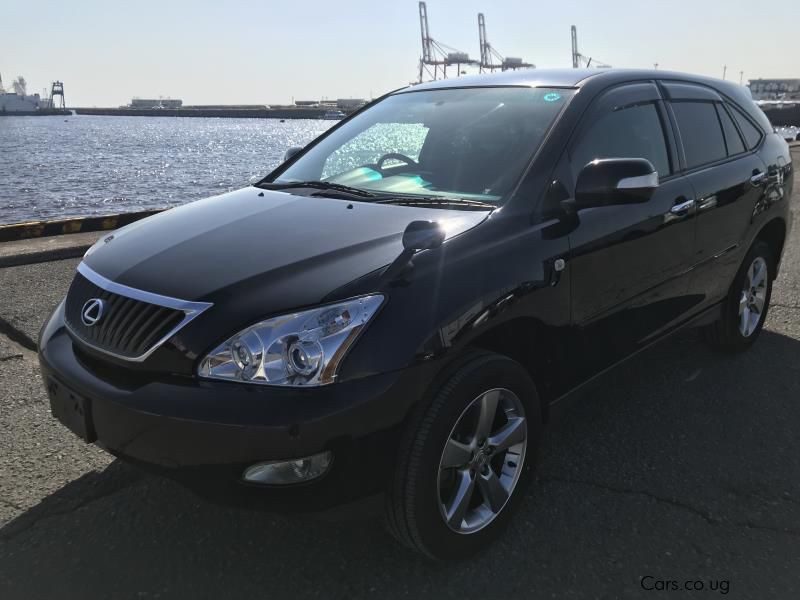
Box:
[738,256,768,337]
[437,388,527,534]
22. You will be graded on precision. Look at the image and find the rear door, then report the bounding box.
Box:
[661,82,767,308]
[564,82,698,376]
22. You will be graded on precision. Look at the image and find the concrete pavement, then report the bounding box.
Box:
[0,232,101,269]
[0,152,798,599]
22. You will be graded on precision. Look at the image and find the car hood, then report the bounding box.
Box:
[83,187,489,306]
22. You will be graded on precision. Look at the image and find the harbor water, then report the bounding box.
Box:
[0,115,333,225]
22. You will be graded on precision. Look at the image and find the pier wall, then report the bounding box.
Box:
[74,107,345,119]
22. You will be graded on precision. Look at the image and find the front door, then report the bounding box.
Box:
[564,82,698,378]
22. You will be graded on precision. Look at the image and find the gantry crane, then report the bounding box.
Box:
[50,81,65,110]
[571,25,611,69]
[478,13,534,73]
[417,1,479,83]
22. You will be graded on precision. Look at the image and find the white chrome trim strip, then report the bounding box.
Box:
[616,172,659,189]
[65,262,213,363]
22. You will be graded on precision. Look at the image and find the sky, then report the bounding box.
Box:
[2,0,798,107]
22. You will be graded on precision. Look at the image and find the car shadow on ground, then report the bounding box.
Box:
[2,329,800,599]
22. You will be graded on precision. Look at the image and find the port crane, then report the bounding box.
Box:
[477,13,534,73]
[417,1,478,83]
[571,25,611,69]
[50,81,65,110]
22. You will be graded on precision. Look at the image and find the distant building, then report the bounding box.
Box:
[129,98,183,109]
[748,79,800,101]
[294,98,366,109]
[336,98,367,109]
[184,104,270,110]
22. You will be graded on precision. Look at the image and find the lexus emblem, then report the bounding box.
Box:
[81,298,105,327]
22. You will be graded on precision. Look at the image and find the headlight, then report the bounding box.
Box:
[198,295,383,386]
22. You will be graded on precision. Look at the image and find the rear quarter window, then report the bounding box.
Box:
[716,104,746,156]
[728,104,764,150]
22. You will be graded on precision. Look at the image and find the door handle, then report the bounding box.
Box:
[696,195,718,211]
[670,198,695,214]
[750,171,766,186]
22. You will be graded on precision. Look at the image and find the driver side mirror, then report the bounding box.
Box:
[573,158,659,209]
[283,146,304,162]
[382,221,446,282]
[402,220,446,252]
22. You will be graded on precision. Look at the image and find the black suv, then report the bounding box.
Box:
[40,69,794,559]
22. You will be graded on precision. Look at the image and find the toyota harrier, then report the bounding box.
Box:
[39,69,794,559]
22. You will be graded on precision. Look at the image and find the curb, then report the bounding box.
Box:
[0,209,164,243]
[0,241,96,269]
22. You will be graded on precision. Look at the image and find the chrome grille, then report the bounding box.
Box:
[64,263,212,362]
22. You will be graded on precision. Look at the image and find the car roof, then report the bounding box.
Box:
[402,68,600,91]
[399,68,747,98]
[397,68,761,124]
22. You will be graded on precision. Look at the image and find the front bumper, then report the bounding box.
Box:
[38,303,436,510]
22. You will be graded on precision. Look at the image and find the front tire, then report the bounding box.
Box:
[705,240,774,352]
[385,351,541,559]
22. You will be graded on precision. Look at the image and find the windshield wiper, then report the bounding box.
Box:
[372,196,497,210]
[259,182,496,209]
[258,181,379,198]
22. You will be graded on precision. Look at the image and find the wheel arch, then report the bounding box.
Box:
[465,316,563,423]
[755,217,787,277]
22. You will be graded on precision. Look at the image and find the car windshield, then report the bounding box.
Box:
[271,86,574,205]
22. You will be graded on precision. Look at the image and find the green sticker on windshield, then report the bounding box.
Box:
[543,92,562,102]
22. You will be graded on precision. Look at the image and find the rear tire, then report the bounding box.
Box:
[385,351,542,559]
[704,240,774,352]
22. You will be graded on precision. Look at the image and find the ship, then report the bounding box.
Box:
[0,74,68,115]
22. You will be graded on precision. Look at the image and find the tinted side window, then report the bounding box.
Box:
[716,103,745,155]
[729,104,763,149]
[671,101,727,169]
[571,103,670,177]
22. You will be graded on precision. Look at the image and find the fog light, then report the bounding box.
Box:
[242,451,333,485]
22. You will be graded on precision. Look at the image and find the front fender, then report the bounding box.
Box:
[336,213,572,394]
